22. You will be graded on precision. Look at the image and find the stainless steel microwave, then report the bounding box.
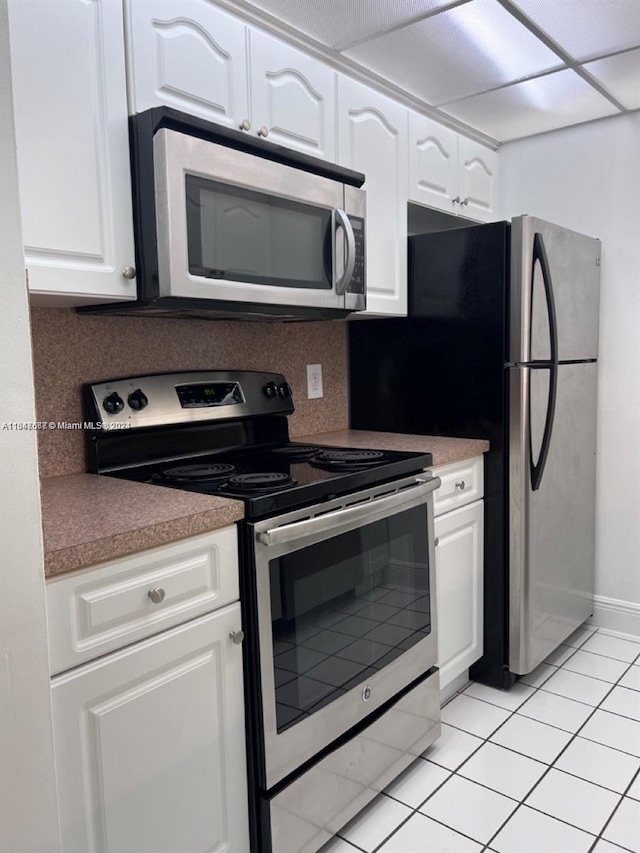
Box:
[80,108,366,322]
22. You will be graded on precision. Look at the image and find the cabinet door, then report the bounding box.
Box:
[8,0,136,304]
[126,0,250,129]
[435,500,484,690]
[408,112,460,215]
[51,604,249,853]
[457,138,499,223]
[338,77,408,316]
[250,30,336,161]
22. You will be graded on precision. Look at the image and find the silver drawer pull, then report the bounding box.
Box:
[434,537,440,547]
[455,480,466,490]
[229,630,245,645]
[147,588,166,604]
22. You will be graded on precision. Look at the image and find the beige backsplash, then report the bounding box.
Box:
[30,308,348,478]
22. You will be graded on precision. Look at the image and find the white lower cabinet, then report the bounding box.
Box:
[51,603,249,853]
[432,457,484,692]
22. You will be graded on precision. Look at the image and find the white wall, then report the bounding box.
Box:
[0,0,60,848]
[498,114,640,616]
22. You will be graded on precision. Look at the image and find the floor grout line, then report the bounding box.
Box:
[330,628,640,853]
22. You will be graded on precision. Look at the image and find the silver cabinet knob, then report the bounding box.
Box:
[148,588,165,604]
[229,630,245,645]
[460,198,469,206]
[452,196,461,204]
[239,118,251,131]
[434,537,440,547]
[455,480,466,490]
[122,265,136,280]
[257,125,269,138]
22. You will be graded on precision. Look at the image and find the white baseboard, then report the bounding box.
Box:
[586,595,640,639]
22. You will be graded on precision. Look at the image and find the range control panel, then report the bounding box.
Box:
[85,371,294,430]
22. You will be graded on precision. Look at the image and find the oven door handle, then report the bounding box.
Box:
[256,476,440,548]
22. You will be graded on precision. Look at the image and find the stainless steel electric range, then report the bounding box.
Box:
[84,370,442,853]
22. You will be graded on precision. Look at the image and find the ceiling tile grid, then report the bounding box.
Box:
[583,48,640,111]
[344,0,565,106]
[242,0,640,142]
[509,0,640,61]
[442,67,620,139]
[241,0,460,50]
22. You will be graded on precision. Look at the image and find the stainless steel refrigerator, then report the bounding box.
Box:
[349,216,601,687]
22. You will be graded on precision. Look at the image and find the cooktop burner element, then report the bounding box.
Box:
[85,370,432,517]
[158,463,237,483]
[226,472,295,493]
[312,449,388,470]
[272,445,320,461]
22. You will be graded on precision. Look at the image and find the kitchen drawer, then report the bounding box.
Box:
[431,456,484,517]
[47,526,239,674]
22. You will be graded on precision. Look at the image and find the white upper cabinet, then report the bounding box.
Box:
[409,113,459,215]
[409,111,498,223]
[127,3,336,160]
[8,0,136,304]
[457,137,499,223]
[126,0,249,130]
[338,77,408,316]
[249,31,336,160]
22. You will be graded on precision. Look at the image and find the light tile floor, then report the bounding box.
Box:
[322,626,640,853]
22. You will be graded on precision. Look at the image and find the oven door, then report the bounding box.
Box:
[153,128,361,310]
[251,474,440,790]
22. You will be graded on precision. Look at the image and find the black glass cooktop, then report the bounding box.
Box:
[109,442,432,518]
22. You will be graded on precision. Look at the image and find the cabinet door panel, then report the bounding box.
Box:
[409,112,459,214]
[338,77,408,316]
[126,0,249,128]
[250,31,336,161]
[52,605,249,853]
[458,138,498,223]
[8,0,135,303]
[435,501,484,689]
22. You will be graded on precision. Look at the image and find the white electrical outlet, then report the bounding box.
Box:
[306,364,323,399]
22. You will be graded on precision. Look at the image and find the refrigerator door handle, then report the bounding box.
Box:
[529,364,558,492]
[528,233,559,492]
[532,232,559,363]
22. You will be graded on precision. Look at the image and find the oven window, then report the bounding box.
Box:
[269,505,431,733]
[185,175,332,290]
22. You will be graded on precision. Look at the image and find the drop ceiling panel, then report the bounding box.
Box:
[511,0,640,61]
[243,0,457,50]
[442,68,619,140]
[344,0,564,106]
[583,49,640,110]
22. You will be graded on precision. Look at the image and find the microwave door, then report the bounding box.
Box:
[154,129,347,311]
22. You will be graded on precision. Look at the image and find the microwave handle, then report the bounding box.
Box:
[334,209,356,296]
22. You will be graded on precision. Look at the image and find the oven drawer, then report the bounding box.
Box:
[431,456,484,517]
[47,527,238,675]
[264,668,440,853]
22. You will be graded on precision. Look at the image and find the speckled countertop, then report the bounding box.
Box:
[41,474,244,578]
[41,432,487,578]
[298,430,489,467]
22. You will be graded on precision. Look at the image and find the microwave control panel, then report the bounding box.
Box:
[349,216,366,295]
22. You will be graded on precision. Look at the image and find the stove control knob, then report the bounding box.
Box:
[277,382,292,399]
[103,392,124,415]
[128,388,148,411]
[263,382,278,399]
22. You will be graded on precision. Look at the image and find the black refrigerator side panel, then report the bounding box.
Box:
[350,222,509,444]
[349,221,513,688]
